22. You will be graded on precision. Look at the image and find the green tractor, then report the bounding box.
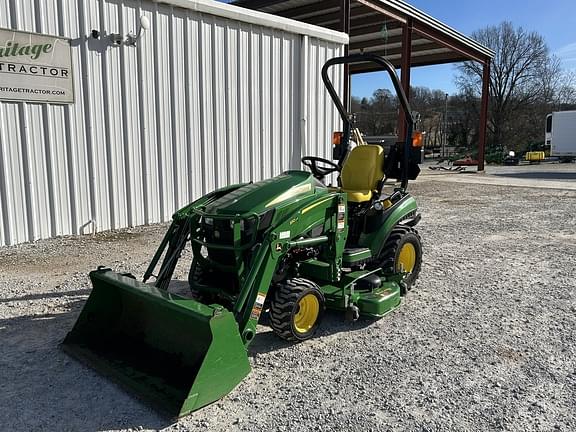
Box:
[63,54,423,418]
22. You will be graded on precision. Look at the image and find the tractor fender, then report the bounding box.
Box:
[358,194,418,257]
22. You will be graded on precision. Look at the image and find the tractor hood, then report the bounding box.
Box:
[204,171,324,215]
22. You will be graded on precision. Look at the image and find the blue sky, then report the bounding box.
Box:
[220,1,576,97]
[353,0,576,98]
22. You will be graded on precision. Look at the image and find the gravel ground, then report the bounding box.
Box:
[1,179,575,432]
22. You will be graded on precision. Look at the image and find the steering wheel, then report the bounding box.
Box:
[301,156,340,179]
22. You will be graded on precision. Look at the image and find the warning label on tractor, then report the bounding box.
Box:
[250,293,267,320]
[0,28,73,104]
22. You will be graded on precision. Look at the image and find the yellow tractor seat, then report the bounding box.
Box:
[340,145,385,203]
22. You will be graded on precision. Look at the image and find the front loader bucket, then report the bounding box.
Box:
[62,269,250,418]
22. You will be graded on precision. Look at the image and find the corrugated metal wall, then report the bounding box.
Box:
[0,0,345,246]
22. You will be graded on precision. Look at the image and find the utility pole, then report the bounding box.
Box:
[443,93,448,158]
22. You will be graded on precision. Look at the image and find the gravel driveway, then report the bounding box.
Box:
[1,179,575,431]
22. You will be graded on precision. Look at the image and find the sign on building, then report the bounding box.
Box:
[0,28,74,104]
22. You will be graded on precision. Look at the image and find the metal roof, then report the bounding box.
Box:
[156,0,348,43]
[233,0,494,72]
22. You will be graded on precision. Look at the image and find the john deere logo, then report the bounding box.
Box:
[0,40,53,60]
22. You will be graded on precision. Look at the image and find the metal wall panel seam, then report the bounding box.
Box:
[211,19,224,189]
[17,105,36,242]
[222,24,232,187]
[128,2,145,229]
[183,13,194,204]
[0,0,13,244]
[137,6,152,224]
[174,8,189,209]
[0,2,10,243]
[152,6,166,221]
[109,1,128,229]
[76,0,98,235]
[91,0,111,232]
[55,0,79,236]
[278,34,285,172]
[204,17,216,194]
[197,16,209,196]
[229,24,240,186]
[283,35,292,173]
[159,7,174,222]
[255,29,264,181]
[224,23,234,186]
[41,0,69,236]
[260,30,270,180]
[168,6,180,209]
[5,0,22,242]
[0,106,10,244]
[270,31,280,176]
[235,25,245,183]
[184,14,201,203]
[38,0,57,238]
[6,105,27,243]
[119,3,135,228]
[16,0,39,242]
[49,2,71,235]
[41,105,58,237]
[248,29,258,183]
[298,35,308,170]
[98,0,118,230]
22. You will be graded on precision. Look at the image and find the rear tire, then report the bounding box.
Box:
[269,278,325,341]
[378,226,423,292]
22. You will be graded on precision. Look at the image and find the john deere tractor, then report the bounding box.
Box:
[63,54,423,417]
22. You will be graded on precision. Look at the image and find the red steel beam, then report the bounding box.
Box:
[478,60,490,171]
[350,42,440,57]
[413,21,486,64]
[349,21,402,37]
[348,52,469,72]
[350,33,426,51]
[354,0,407,24]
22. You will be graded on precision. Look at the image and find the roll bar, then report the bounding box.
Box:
[321,54,415,190]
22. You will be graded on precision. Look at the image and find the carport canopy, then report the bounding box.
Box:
[233,0,495,170]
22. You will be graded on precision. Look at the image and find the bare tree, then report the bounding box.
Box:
[456,21,557,149]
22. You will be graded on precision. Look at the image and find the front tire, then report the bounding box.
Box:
[378,226,423,292]
[269,278,325,341]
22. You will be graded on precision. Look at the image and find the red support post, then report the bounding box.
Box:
[340,0,351,110]
[478,60,490,171]
[397,18,412,141]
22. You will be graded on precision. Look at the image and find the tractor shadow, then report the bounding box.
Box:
[249,309,377,356]
[0,292,170,432]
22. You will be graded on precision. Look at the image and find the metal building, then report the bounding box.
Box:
[0,0,347,246]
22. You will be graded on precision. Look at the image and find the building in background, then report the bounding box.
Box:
[0,0,347,246]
